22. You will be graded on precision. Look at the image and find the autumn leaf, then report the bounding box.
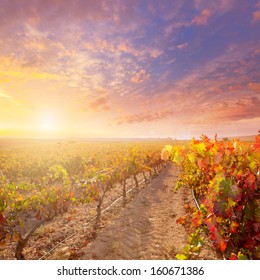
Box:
[195,143,206,155]
[214,152,223,164]
[229,254,238,260]
[187,153,195,164]
[192,211,203,227]
[229,185,241,201]
[197,159,204,169]
[172,146,184,164]
[228,198,237,208]
[253,135,260,150]
[0,214,5,224]
[176,215,188,225]
[245,173,255,188]
[220,240,226,252]
[209,225,216,241]
[200,134,211,142]
[176,254,188,260]
[161,145,173,160]
[238,252,248,260]
[230,221,239,233]
[36,213,42,220]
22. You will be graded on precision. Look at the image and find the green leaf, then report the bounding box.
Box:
[249,160,256,172]
[238,252,248,260]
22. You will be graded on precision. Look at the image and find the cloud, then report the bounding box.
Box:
[193,0,234,14]
[177,43,189,49]
[0,55,64,85]
[248,82,260,92]
[116,108,174,125]
[88,95,110,112]
[0,87,19,105]
[149,48,163,58]
[85,39,116,54]
[252,10,260,23]
[0,0,131,28]
[131,69,150,83]
[0,0,259,138]
[85,37,162,59]
[140,41,260,127]
[0,87,11,99]
[1,70,63,81]
[205,96,260,123]
[192,9,211,25]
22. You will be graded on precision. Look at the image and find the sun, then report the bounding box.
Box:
[40,113,56,131]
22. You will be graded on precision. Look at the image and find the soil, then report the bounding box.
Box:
[79,163,220,260]
[1,163,220,260]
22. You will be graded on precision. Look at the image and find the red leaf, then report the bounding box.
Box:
[0,214,5,224]
[229,254,238,260]
[209,225,216,241]
[253,223,260,233]
[246,173,255,185]
[192,211,203,227]
[70,191,75,199]
[214,152,223,164]
[197,159,204,169]
[253,135,260,150]
[176,215,187,225]
[230,221,239,233]
[254,233,260,242]
[36,213,42,220]
[220,240,226,252]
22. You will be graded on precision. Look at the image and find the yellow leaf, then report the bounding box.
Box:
[176,254,188,260]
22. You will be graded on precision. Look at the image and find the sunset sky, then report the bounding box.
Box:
[0,0,259,139]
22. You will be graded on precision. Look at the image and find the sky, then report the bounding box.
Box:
[0,0,259,139]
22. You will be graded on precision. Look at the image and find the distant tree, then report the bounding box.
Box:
[223,137,229,142]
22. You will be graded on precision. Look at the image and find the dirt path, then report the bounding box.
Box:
[80,163,220,260]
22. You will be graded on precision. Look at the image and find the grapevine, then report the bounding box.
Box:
[0,140,168,259]
[162,133,260,259]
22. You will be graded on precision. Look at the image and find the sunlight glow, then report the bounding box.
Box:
[40,113,56,131]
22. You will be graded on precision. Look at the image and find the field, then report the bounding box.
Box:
[0,136,259,260]
[0,138,173,259]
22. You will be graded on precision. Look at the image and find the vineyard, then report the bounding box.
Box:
[0,139,169,259]
[0,135,259,260]
[161,133,260,260]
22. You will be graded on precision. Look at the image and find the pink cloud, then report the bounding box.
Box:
[147,2,158,16]
[85,39,117,54]
[248,82,260,92]
[131,69,150,83]
[252,10,260,23]
[193,0,234,14]
[116,108,174,125]
[84,38,161,59]
[88,95,110,112]
[149,48,163,58]
[177,43,188,49]
[192,9,211,25]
